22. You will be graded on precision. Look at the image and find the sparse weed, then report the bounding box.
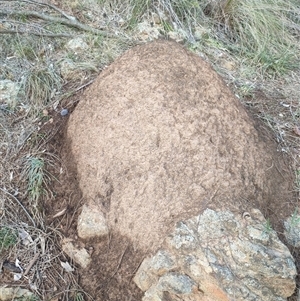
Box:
[0,226,18,253]
[295,169,300,193]
[74,291,85,301]
[161,19,173,33]
[127,0,151,29]
[237,83,256,99]
[263,218,273,234]
[18,295,40,301]
[290,208,300,227]
[16,44,37,61]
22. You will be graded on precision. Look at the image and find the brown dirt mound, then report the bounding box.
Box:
[67,40,295,253]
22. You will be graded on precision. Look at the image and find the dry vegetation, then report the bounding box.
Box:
[0,0,300,300]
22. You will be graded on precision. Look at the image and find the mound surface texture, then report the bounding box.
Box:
[67,40,292,251]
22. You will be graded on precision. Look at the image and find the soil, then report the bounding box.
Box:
[43,40,298,301]
[42,99,144,301]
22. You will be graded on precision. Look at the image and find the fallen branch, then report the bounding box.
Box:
[0,10,117,37]
[0,29,73,38]
[6,0,77,21]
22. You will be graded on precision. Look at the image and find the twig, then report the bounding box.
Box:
[0,187,36,227]
[0,10,117,37]
[0,29,73,38]
[23,251,40,276]
[130,256,145,280]
[110,245,128,279]
[74,79,95,93]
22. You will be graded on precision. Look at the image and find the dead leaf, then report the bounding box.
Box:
[19,229,33,246]
[60,261,74,272]
[53,208,67,219]
[294,126,300,136]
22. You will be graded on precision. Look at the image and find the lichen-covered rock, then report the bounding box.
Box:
[0,80,20,107]
[134,209,296,301]
[0,287,35,301]
[65,37,88,53]
[67,40,293,251]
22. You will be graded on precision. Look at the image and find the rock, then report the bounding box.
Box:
[60,59,76,80]
[77,202,109,239]
[133,250,177,291]
[0,80,20,107]
[135,21,161,41]
[284,209,300,247]
[67,40,293,252]
[65,37,88,53]
[60,108,69,116]
[134,209,296,301]
[0,287,34,300]
[143,273,199,301]
[61,238,91,268]
[168,29,187,42]
[60,59,83,81]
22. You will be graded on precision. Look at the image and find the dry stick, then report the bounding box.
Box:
[0,29,74,37]
[0,187,36,227]
[64,79,95,108]
[23,251,40,276]
[0,10,117,37]
[109,245,129,279]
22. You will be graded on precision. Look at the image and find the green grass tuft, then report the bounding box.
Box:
[22,155,54,214]
[22,65,62,112]
[0,227,18,253]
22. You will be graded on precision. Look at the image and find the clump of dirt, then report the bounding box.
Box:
[66,39,295,254]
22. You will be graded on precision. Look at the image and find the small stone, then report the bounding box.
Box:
[77,203,109,239]
[61,238,91,269]
[0,80,20,108]
[136,21,161,41]
[0,287,34,300]
[221,60,236,71]
[60,109,68,116]
[134,258,157,292]
[168,30,186,42]
[60,59,77,80]
[65,38,88,53]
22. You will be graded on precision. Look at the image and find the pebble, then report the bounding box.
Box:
[60,109,68,116]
